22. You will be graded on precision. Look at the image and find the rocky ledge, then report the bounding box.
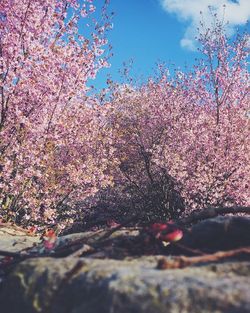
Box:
[0,216,249,313]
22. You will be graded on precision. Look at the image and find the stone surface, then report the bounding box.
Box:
[0,216,249,313]
[0,257,249,313]
[0,224,40,255]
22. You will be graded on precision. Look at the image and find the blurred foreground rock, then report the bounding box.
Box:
[0,257,250,313]
[0,216,249,313]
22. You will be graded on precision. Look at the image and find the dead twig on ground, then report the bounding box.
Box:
[157,247,250,270]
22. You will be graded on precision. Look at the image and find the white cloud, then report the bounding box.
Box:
[160,0,250,50]
[180,38,196,51]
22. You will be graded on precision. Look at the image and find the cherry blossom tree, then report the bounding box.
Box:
[0,0,113,226]
[167,19,250,210]
[103,19,249,220]
[100,81,186,221]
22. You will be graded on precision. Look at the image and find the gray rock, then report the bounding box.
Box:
[0,257,249,313]
[0,216,249,313]
[180,216,250,251]
[0,224,40,256]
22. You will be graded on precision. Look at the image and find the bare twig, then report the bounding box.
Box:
[157,247,250,269]
[95,213,141,242]
[66,244,94,258]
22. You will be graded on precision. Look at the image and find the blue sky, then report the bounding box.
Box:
[91,0,250,90]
